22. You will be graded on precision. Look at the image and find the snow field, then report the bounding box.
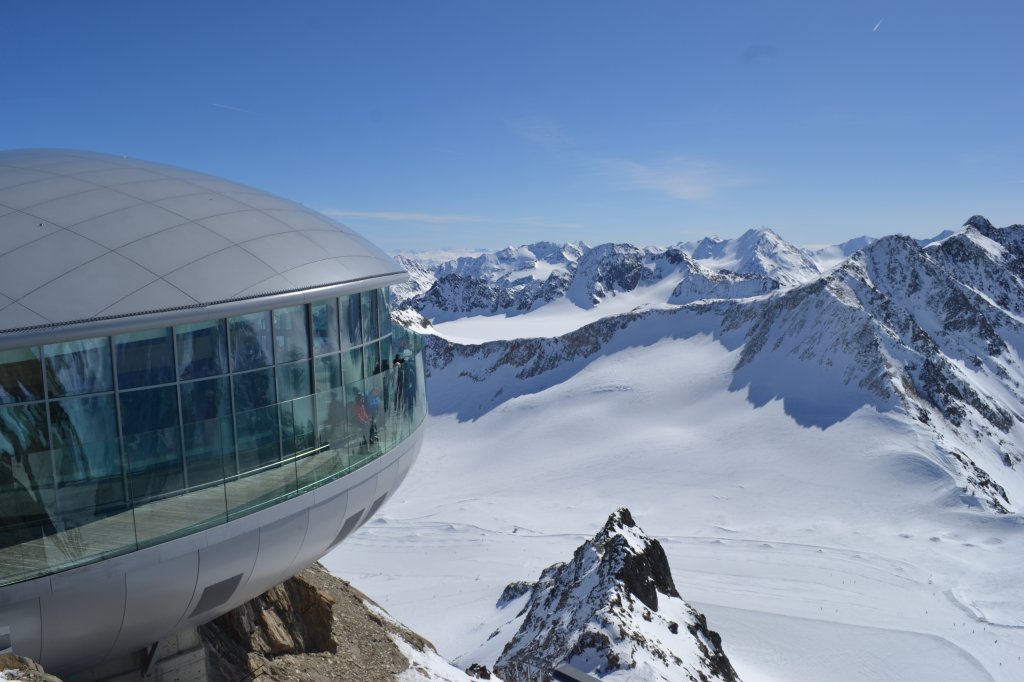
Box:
[325,332,1024,681]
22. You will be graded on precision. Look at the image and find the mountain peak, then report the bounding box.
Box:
[492,509,741,681]
[964,215,994,232]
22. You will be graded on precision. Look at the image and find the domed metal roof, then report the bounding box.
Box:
[0,149,404,341]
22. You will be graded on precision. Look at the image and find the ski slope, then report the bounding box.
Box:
[325,328,1024,682]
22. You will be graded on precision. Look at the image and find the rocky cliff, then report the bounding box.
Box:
[199,563,475,682]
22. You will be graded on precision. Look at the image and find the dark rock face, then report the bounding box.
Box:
[497,580,535,608]
[465,662,493,679]
[599,508,679,611]
[492,508,742,682]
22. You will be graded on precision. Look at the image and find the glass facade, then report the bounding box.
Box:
[0,287,426,587]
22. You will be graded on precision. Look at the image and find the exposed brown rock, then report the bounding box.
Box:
[199,562,440,682]
[0,653,64,681]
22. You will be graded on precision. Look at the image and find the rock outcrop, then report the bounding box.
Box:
[489,508,741,682]
[0,654,63,681]
[199,563,473,681]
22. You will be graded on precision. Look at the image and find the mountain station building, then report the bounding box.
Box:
[0,149,425,678]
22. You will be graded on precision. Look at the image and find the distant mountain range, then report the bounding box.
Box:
[394,216,1024,515]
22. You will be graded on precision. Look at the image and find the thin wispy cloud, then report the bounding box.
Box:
[324,209,581,231]
[323,210,486,224]
[873,18,884,32]
[598,157,747,201]
[212,102,256,114]
[505,116,572,149]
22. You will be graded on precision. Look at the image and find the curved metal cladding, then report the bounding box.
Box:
[0,150,427,675]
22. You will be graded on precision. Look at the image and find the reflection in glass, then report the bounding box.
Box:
[340,294,361,348]
[342,347,363,385]
[281,395,315,457]
[364,341,381,377]
[235,405,279,473]
[180,377,234,487]
[274,305,309,363]
[0,347,44,404]
[229,311,272,372]
[311,299,340,355]
[0,289,427,587]
[314,354,341,394]
[115,327,175,389]
[361,290,379,343]
[50,394,125,526]
[379,336,393,374]
[277,361,311,403]
[177,319,227,380]
[44,336,113,397]
[233,368,276,412]
[316,388,347,448]
[233,364,279,476]
[119,386,183,502]
[0,403,55,551]
[378,289,393,338]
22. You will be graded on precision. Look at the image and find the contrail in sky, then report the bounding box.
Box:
[873,18,884,32]
[212,103,255,114]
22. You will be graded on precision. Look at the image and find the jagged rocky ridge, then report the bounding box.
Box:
[412,217,1024,513]
[486,508,740,682]
[396,240,779,322]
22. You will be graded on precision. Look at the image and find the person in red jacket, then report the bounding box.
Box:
[350,390,371,451]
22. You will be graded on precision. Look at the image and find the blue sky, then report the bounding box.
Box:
[3,1,1022,252]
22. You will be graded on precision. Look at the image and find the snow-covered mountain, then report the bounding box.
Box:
[808,235,877,270]
[418,216,1024,512]
[487,508,740,682]
[682,228,823,286]
[328,216,1024,682]
[395,240,779,324]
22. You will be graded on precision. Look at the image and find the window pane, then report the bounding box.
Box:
[44,336,113,397]
[119,386,183,503]
[379,336,393,373]
[229,311,272,372]
[233,369,276,412]
[311,299,339,356]
[339,294,361,348]
[0,347,44,404]
[180,377,235,486]
[280,395,315,457]
[341,347,364,385]
[50,394,126,523]
[115,327,174,389]
[176,319,227,380]
[277,361,311,403]
[378,289,394,338]
[314,354,341,393]
[235,405,280,474]
[0,403,56,553]
[274,305,309,363]
[361,290,379,342]
[364,341,382,377]
[316,388,347,447]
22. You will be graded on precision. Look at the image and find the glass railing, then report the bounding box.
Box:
[0,347,426,588]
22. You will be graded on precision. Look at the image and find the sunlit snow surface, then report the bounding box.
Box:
[325,319,1024,681]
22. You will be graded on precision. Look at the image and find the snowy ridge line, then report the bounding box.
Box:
[416,217,1024,514]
